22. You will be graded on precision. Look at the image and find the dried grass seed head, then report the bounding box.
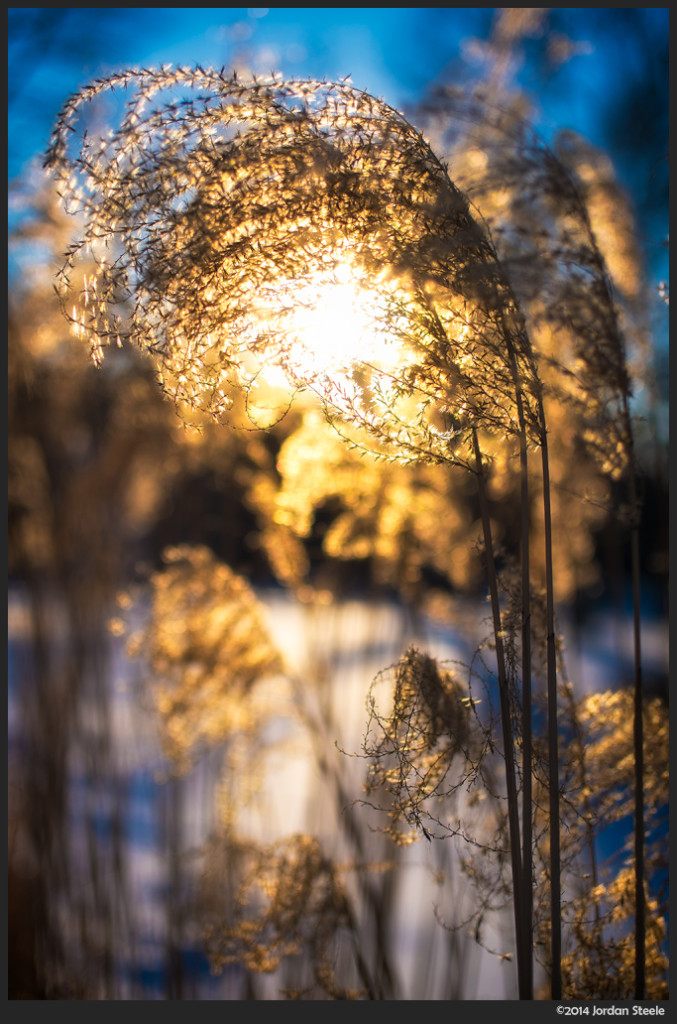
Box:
[47,66,541,462]
[124,543,282,769]
[201,831,360,997]
[363,645,481,841]
[424,88,644,479]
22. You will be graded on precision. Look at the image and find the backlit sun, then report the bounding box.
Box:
[252,258,408,392]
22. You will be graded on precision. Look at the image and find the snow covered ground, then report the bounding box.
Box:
[8,585,667,999]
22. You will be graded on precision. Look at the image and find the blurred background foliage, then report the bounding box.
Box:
[8,8,668,1000]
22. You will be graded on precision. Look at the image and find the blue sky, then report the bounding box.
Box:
[8,8,668,287]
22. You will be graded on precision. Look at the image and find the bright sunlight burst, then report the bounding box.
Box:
[253,259,409,391]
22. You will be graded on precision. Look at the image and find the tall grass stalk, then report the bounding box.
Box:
[625,411,646,999]
[537,409,562,997]
[471,426,526,996]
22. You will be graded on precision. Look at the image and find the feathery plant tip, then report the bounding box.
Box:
[46,65,543,465]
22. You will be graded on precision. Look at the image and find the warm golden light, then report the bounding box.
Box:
[252,259,408,391]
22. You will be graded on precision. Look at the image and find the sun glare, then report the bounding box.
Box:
[254,260,407,391]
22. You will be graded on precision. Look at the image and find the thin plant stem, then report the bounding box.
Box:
[546,150,646,998]
[290,654,399,1000]
[632,510,646,999]
[535,405,562,999]
[497,326,534,998]
[498,306,534,1001]
[497,273,561,1000]
[471,427,527,998]
[518,413,533,999]
[622,404,645,999]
